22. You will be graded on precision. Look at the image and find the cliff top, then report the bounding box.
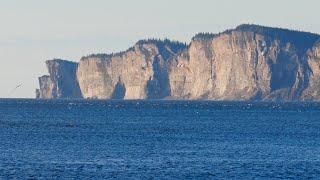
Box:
[80,39,187,61]
[235,24,319,37]
[193,24,320,40]
[46,59,77,65]
[39,75,50,79]
[192,24,320,55]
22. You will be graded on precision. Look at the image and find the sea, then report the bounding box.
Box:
[0,99,320,179]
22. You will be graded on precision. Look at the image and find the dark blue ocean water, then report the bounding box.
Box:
[0,99,320,179]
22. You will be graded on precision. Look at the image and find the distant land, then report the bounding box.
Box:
[36,24,320,101]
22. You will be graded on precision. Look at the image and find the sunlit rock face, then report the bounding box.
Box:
[301,42,320,100]
[38,59,82,99]
[38,75,54,99]
[168,25,320,100]
[77,40,186,99]
[37,25,320,101]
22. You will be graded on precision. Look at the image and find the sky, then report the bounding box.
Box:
[0,0,319,98]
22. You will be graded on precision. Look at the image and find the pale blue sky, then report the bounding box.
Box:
[0,0,319,98]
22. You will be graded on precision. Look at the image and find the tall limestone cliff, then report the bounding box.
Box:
[301,42,320,100]
[37,24,320,101]
[38,59,82,99]
[168,25,319,100]
[38,75,54,99]
[77,40,186,99]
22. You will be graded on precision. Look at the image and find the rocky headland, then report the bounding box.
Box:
[37,24,320,101]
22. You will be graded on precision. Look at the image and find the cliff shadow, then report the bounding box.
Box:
[269,53,298,91]
[146,56,170,99]
[111,77,126,99]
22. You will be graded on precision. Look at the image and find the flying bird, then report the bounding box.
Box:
[8,83,23,96]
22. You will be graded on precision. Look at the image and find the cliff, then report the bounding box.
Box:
[37,59,82,99]
[37,25,320,101]
[168,25,319,100]
[38,75,54,99]
[77,39,186,99]
[301,42,320,100]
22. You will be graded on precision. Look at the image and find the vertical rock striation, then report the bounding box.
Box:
[38,59,82,99]
[301,42,320,100]
[38,75,54,99]
[168,25,320,100]
[77,40,186,99]
[36,25,320,101]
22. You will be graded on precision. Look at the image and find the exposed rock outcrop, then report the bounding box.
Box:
[77,40,186,99]
[35,89,40,99]
[38,59,82,99]
[168,25,319,100]
[38,75,54,99]
[301,42,320,100]
[36,25,320,101]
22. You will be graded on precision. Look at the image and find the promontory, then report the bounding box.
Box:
[36,24,320,101]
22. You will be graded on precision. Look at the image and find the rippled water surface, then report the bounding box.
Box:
[0,99,320,179]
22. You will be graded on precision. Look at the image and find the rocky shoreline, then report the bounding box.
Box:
[37,24,320,101]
